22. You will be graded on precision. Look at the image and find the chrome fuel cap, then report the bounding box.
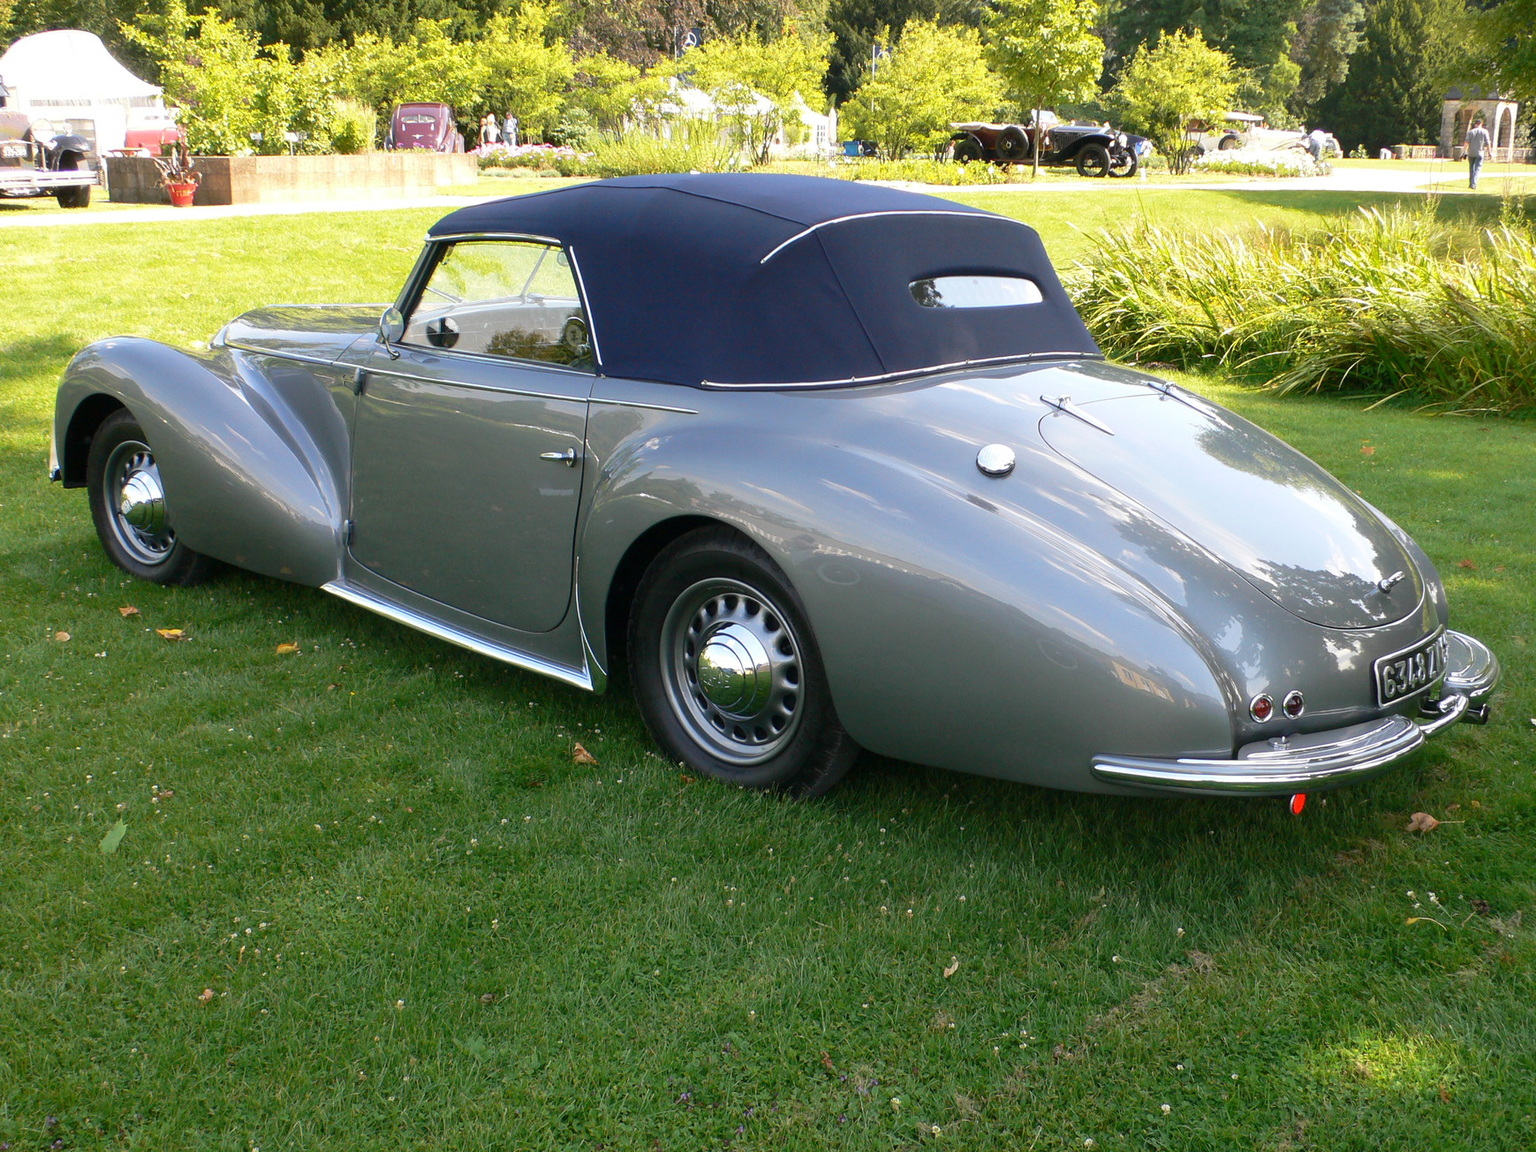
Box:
[976,443,1015,477]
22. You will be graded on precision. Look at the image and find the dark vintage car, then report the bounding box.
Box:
[950,118,1149,177]
[384,102,465,153]
[51,175,1498,800]
[0,108,96,207]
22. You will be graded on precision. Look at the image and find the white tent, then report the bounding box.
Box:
[0,29,176,152]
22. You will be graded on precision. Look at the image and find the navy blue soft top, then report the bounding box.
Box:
[429,174,1101,388]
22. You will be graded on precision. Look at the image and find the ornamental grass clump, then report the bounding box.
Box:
[584,122,741,178]
[1073,206,1536,414]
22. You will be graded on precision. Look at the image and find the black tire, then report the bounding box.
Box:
[55,184,91,208]
[1217,134,1241,150]
[1075,143,1111,177]
[951,134,985,163]
[996,126,1030,164]
[1108,150,1138,178]
[86,409,217,586]
[628,527,858,797]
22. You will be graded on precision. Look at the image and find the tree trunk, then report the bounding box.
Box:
[1032,104,1043,181]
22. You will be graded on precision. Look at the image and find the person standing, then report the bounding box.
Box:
[1464,115,1491,189]
[502,112,518,147]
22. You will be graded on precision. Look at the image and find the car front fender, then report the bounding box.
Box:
[54,337,346,585]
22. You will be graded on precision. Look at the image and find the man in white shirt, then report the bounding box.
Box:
[1464,116,1491,189]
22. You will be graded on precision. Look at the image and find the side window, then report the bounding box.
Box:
[403,239,593,370]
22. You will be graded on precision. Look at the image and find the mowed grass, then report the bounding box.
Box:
[1,195,1533,1150]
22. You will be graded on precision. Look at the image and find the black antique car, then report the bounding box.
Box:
[0,108,96,207]
[950,118,1149,177]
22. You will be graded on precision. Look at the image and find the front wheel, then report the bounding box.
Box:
[1108,150,1138,178]
[628,527,858,797]
[1075,143,1111,177]
[86,409,217,585]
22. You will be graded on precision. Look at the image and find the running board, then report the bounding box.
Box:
[322,581,594,691]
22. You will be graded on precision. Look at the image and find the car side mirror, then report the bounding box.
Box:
[378,306,405,359]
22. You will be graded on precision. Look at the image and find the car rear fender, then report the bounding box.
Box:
[55,337,346,585]
[578,412,1235,790]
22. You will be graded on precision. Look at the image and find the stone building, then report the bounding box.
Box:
[1440,88,1522,161]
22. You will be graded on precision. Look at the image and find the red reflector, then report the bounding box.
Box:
[1250,693,1274,722]
[1289,793,1307,815]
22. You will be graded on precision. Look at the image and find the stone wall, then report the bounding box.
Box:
[103,152,478,206]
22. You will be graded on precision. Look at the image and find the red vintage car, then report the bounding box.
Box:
[384,103,465,153]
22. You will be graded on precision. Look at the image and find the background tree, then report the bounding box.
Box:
[568,51,673,132]
[1105,0,1304,120]
[687,21,831,160]
[1288,0,1365,115]
[986,0,1104,179]
[1474,0,1536,108]
[1111,28,1237,173]
[823,0,984,105]
[840,17,1001,156]
[1314,0,1462,153]
[478,2,577,140]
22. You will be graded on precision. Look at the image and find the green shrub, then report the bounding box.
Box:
[328,99,377,154]
[1072,206,1536,414]
[584,122,741,178]
[833,157,1009,185]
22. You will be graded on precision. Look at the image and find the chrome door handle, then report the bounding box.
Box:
[539,448,579,467]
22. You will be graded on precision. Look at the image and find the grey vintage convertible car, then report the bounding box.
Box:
[51,174,1498,799]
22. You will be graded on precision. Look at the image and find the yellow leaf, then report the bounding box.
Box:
[943,956,960,978]
[1406,812,1440,832]
[275,642,300,655]
[54,631,71,642]
[118,606,140,617]
[572,742,598,765]
[156,628,186,641]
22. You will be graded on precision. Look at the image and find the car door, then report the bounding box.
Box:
[347,237,596,633]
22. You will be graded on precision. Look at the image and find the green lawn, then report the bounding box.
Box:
[1,192,1532,1150]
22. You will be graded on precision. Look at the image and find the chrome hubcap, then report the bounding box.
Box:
[105,440,175,564]
[662,578,803,765]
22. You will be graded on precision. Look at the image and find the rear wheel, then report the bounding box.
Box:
[1108,150,1138,178]
[1075,143,1111,177]
[951,134,985,163]
[86,409,217,585]
[628,527,858,797]
[1217,134,1241,150]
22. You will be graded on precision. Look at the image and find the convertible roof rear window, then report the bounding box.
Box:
[429,174,1100,388]
[910,276,1043,309]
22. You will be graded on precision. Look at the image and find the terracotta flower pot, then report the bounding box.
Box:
[167,182,198,208]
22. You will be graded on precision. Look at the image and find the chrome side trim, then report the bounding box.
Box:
[353,363,589,402]
[698,351,1103,391]
[758,210,1018,265]
[588,395,699,415]
[564,244,604,370]
[225,341,345,369]
[322,581,595,692]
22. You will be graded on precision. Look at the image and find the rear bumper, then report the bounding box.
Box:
[1090,630,1499,796]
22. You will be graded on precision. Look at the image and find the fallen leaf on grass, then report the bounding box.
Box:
[821,1051,835,1072]
[54,631,70,642]
[943,957,960,978]
[118,606,139,617]
[1471,899,1492,916]
[572,742,597,765]
[156,628,187,641]
[1457,559,1477,570]
[275,642,300,655]
[1360,442,1376,457]
[1407,812,1440,832]
[198,988,215,1003]
[99,820,128,855]
[1405,916,1448,930]
[679,774,698,784]
[478,992,497,1004]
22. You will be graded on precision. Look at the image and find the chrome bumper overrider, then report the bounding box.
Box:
[1091,630,1500,796]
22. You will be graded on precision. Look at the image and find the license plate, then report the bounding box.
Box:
[0,144,26,158]
[1374,630,1448,705]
